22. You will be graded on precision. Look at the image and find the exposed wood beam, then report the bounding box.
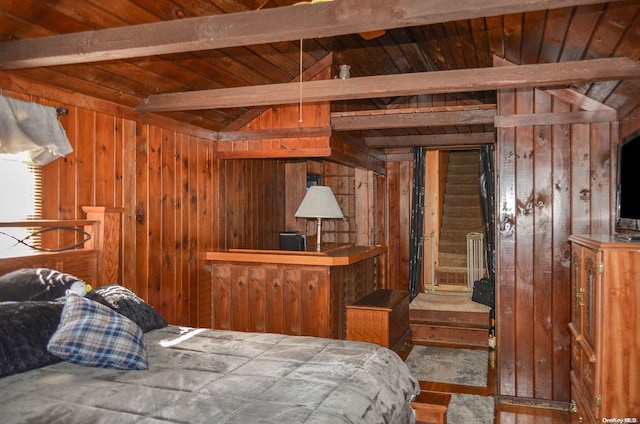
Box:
[331,105,496,131]
[384,148,414,162]
[333,104,496,117]
[217,146,331,160]
[332,132,387,162]
[0,0,619,70]
[366,132,495,148]
[330,135,386,175]
[494,109,618,127]
[218,127,331,142]
[540,88,616,112]
[137,58,640,112]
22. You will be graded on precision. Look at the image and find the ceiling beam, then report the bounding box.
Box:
[494,109,618,127]
[136,58,640,112]
[331,106,496,131]
[0,0,623,70]
[366,132,495,148]
[541,88,616,111]
[218,127,331,142]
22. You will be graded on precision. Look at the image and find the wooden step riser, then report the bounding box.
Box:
[410,323,489,348]
[437,258,467,267]
[437,245,468,255]
[446,177,479,187]
[410,309,489,327]
[439,232,482,242]
[444,204,480,214]
[445,185,481,195]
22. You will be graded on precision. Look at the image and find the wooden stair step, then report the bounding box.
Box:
[410,308,489,328]
[438,254,467,268]
[412,391,451,424]
[410,322,489,348]
[445,183,480,195]
[410,293,490,348]
[435,265,467,273]
[437,242,467,255]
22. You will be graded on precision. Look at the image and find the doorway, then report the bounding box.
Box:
[423,149,485,294]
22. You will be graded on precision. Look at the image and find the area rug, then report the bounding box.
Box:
[447,393,495,424]
[405,345,488,387]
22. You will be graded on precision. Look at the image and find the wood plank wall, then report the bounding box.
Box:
[0,74,370,328]
[306,160,356,245]
[0,75,217,328]
[216,158,287,251]
[385,160,413,291]
[621,107,640,141]
[217,66,331,160]
[495,86,619,404]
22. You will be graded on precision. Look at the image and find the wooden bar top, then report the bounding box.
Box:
[204,244,387,266]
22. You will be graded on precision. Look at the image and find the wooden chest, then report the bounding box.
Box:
[346,289,411,353]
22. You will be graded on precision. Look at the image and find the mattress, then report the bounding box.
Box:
[0,325,420,423]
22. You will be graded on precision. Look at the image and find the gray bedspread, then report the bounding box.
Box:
[0,326,420,423]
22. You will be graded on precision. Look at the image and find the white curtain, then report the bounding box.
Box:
[0,95,72,165]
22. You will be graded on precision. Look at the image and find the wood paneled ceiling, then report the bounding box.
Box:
[1,0,639,151]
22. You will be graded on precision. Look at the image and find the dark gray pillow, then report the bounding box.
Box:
[0,268,86,301]
[86,284,167,333]
[0,301,64,377]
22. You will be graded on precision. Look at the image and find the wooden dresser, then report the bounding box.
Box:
[568,235,640,423]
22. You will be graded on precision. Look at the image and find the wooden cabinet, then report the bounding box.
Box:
[569,235,640,423]
[346,289,411,353]
[205,245,386,339]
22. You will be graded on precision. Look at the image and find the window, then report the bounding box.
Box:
[0,152,42,256]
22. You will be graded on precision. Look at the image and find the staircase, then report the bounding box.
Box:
[410,150,489,348]
[435,150,484,290]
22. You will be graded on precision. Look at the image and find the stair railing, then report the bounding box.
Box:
[466,232,484,293]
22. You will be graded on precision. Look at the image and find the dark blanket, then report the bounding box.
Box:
[0,326,420,423]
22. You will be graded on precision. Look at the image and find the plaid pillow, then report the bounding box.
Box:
[47,291,148,370]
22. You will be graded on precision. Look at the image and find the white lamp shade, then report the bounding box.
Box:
[295,186,344,219]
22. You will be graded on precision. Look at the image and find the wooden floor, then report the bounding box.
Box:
[411,343,571,423]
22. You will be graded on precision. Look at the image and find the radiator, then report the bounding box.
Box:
[423,232,435,292]
[466,232,484,293]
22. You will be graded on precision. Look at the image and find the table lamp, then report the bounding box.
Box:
[295,185,344,251]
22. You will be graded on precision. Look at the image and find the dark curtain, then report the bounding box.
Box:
[408,146,426,300]
[479,145,496,282]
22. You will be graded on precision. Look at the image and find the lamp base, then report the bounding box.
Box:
[316,218,322,252]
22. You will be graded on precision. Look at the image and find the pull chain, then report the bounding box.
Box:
[299,38,303,123]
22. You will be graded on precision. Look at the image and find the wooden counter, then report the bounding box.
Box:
[204,244,387,266]
[205,245,387,339]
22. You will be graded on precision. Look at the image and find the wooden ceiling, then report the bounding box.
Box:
[1,0,639,151]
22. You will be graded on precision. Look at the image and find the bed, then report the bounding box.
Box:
[0,217,420,424]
